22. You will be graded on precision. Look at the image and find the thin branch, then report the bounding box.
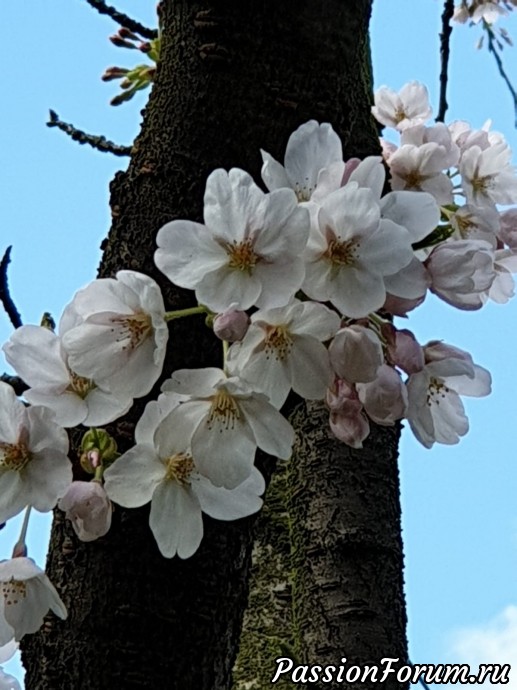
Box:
[47,110,132,157]
[83,0,157,40]
[0,247,22,329]
[485,21,517,127]
[436,0,455,122]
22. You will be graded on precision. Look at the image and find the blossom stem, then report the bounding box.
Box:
[164,305,210,322]
[12,506,32,557]
[222,339,230,375]
[93,466,104,482]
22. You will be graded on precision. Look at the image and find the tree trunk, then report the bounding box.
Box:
[22,1,406,688]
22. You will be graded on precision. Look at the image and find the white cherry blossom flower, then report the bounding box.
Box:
[460,142,517,207]
[0,557,67,641]
[406,341,491,448]
[303,183,415,317]
[450,204,499,246]
[388,143,454,205]
[58,481,112,542]
[401,123,460,169]
[3,325,132,428]
[155,168,310,312]
[426,239,496,310]
[372,82,432,131]
[260,120,344,202]
[499,208,517,250]
[62,271,168,399]
[227,300,340,408]
[161,368,294,489]
[0,383,71,524]
[103,396,265,558]
[482,249,517,304]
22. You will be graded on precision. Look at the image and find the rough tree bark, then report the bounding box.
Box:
[22,1,406,688]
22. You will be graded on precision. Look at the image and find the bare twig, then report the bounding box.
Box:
[83,0,157,40]
[436,0,455,122]
[82,0,158,40]
[484,21,517,127]
[0,247,22,329]
[47,110,132,157]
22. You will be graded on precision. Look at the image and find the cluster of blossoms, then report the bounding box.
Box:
[0,81,516,650]
[452,0,516,25]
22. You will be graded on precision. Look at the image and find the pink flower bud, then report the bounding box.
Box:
[326,379,370,448]
[386,327,424,375]
[329,325,383,383]
[58,481,112,542]
[213,309,250,342]
[356,365,408,426]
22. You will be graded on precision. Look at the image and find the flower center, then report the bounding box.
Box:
[426,376,450,406]
[207,390,241,430]
[264,325,293,361]
[404,170,425,189]
[471,174,492,195]
[393,106,408,124]
[0,442,31,472]
[454,213,475,238]
[2,579,27,606]
[68,371,96,399]
[224,239,259,274]
[112,311,153,351]
[326,238,360,266]
[164,452,194,484]
[294,179,313,202]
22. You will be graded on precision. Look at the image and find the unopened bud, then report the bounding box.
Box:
[213,308,250,342]
[109,34,137,49]
[118,27,139,41]
[101,66,129,82]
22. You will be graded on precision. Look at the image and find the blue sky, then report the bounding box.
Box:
[0,0,516,684]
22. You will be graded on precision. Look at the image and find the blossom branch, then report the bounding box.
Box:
[484,20,517,127]
[436,0,455,122]
[47,110,132,157]
[0,246,22,329]
[83,0,157,40]
[0,373,28,396]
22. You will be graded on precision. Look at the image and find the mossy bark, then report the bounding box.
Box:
[22,2,406,689]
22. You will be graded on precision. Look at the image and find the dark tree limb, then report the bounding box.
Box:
[83,0,157,39]
[0,374,28,397]
[47,111,132,157]
[484,21,517,127]
[0,247,22,329]
[436,0,455,122]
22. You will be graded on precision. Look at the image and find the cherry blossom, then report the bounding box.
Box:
[372,82,432,131]
[160,368,295,489]
[227,300,340,408]
[356,365,408,426]
[155,168,310,312]
[260,120,344,203]
[302,183,415,317]
[406,341,491,448]
[3,325,132,428]
[449,204,499,246]
[0,383,71,524]
[103,395,265,558]
[425,239,496,310]
[388,143,454,205]
[0,557,67,641]
[58,481,112,542]
[62,271,168,399]
[329,324,384,383]
[460,142,517,208]
[326,379,370,449]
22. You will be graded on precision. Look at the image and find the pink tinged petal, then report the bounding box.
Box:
[0,472,26,524]
[232,350,290,409]
[348,156,385,199]
[289,337,333,401]
[322,185,381,239]
[2,327,69,390]
[103,445,165,507]
[287,301,341,340]
[254,192,309,257]
[260,149,291,192]
[356,365,408,425]
[63,319,133,380]
[149,481,203,559]
[391,329,425,374]
[82,388,133,427]
[155,220,227,288]
[380,191,440,243]
[329,402,370,448]
[103,335,163,398]
[0,385,26,445]
[329,325,383,383]
[431,391,469,445]
[193,467,265,520]
[253,259,306,310]
[361,220,414,275]
[420,174,454,205]
[239,398,295,460]
[26,407,69,455]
